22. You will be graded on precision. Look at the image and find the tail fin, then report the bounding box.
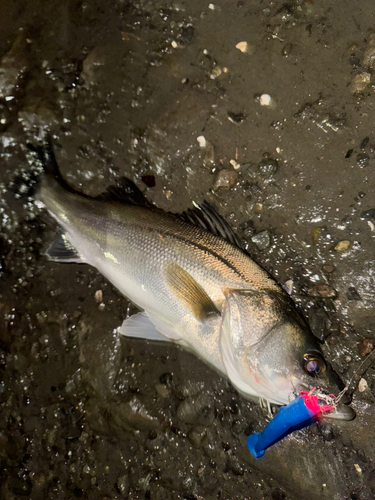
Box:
[10,137,70,200]
[26,138,72,193]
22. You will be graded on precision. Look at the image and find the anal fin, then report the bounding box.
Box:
[118,312,182,343]
[46,234,85,263]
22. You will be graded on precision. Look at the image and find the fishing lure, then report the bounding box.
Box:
[247,388,337,458]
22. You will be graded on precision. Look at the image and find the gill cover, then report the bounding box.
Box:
[219,288,320,405]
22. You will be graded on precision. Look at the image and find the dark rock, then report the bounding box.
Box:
[347,287,361,301]
[227,111,245,124]
[307,284,337,298]
[228,456,245,475]
[141,175,155,187]
[239,219,255,238]
[251,230,271,250]
[78,320,122,395]
[282,43,292,57]
[0,35,29,99]
[181,26,194,44]
[188,425,206,448]
[356,153,370,167]
[177,394,215,426]
[203,473,219,492]
[360,208,375,220]
[116,475,130,496]
[271,488,287,500]
[257,157,279,177]
[159,372,173,386]
[308,306,331,341]
[358,338,375,357]
[18,103,58,132]
[7,476,32,496]
[114,397,160,431]
[360,136,370,149]
[345,148,353,158]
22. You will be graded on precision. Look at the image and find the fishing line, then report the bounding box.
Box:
[335,347,375,403]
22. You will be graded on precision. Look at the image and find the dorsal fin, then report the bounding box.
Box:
[95,177,152,206]
[176,201,246,251]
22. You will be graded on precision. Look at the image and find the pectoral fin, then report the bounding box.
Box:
[164,262,219,322]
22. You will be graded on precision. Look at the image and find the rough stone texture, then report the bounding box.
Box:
[0,1,375,499]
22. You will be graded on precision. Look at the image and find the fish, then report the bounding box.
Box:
[32,141,355,421]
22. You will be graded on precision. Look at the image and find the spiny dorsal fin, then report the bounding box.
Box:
[176,201,246,251]
[164,262,219,322]
[95,177,152,206]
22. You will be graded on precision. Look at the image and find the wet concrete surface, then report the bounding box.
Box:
[0,0,375,499]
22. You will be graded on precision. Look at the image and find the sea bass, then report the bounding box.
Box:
[34,143,354,420]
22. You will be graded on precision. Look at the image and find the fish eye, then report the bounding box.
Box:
[303,352,326,377]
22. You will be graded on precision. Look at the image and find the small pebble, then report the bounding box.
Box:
[358,338,375,357]
[155,383,170,398]
[334,240,350,252]
[351,73,371,93]
[213,169,238,190]
[354,464,363,475]
[197,135,207,148]
[230,159,241,170]
[235,41,253,54]
[283,280,293,295]
[211,66,222,78]
[322,264,335,274]
[307,284,337,298]
[227,111,245,124]
[358,378,368,392]
[282,43,292,57]
[94,290,103,303]
[259,94,272,106]
[251,230,271,250]
[347,287,361,301]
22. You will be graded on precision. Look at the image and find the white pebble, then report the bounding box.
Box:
[260,94,272,106]
[171,41,178,48]
[94,289,103,303]
[354,464,362,475]
[208,3,215,9]
[229,159,241,170]
[236,41,248,53]
[358,378,368,392]
[197,135,207,148]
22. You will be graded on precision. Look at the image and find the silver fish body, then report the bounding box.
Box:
[37,164,355,420]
